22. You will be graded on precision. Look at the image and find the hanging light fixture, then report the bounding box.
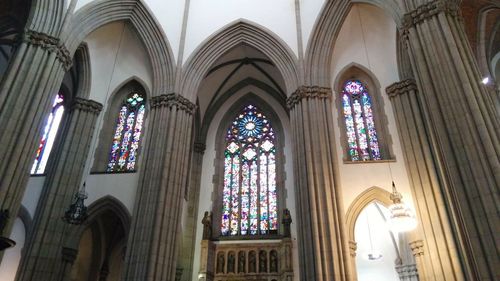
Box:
[387,181,417,233]
[63,182,89,225]
[364,207,383,261]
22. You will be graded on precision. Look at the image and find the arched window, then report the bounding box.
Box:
[31,93,65,174]
[341,80,381,161]
[221,104,278,236]
[107,92,145,172]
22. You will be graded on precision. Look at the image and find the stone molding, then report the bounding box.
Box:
[395,263,419,278]
[71,98,103,113]
[22,29,72,70]
[386,79,418,98]
[151,93,196,115]
[348,240,357,257]
[409,240,425,257]
[403,0,460,30]
[286,86,332,110]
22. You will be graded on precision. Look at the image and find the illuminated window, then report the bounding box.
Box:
[107,92,145,172]
[342,80,381,161]
[31,93,65,174]
[221,104,278,236]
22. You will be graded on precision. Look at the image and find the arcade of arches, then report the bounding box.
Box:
[0,0,498,281]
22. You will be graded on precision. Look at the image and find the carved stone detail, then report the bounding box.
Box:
[403,0,460,29]
[151,93,196,115]
[71,98,103,113]
[348,240,357,258]
[286,86,332,110]
[409,240,425,257]
[22,29,72,70]
[194,142,207,154]
[61,247,78,263]
[395,263,419,279]
[386,79,418,98]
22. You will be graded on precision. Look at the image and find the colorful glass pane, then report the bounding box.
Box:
[221,104,278,236]
[107,92,146,171]
[31,93,65,174]
[342,80,381,161]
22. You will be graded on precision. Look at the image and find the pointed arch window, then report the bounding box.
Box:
[31,93,65,174]
[107,92,145,172]
[342,80,381,161]
[221,104,278,236]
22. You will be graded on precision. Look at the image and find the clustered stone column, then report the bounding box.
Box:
[287,86,351,281]
[386,80,464,281]
[122,93,195,281]
[178,142,206,281]
[401,0,500,279]
[16,98,102,281]
[0,29,71,239]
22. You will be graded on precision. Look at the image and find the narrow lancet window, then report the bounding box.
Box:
[31,93,65,174]
[342,80,381,161]
[107,92,145,172]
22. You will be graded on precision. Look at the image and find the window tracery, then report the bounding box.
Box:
[107,92,145,172]
[341,80,381,161]
[221,104,278,236]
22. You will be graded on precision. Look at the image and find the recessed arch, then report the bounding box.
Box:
[65,195,131,250]
[63,0,175,94]
[345,186,392,241]
[305,0,402,86]
[181,19,300,101]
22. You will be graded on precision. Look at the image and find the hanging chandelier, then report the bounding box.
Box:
[63,183,89,225]
[387,181,417,233]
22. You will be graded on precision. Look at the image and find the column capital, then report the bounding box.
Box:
[286,86,332,110]
[22,29,72,71]
[348,240,357,257]
[409,240,425,257]
[151,93,197,115]
[71,98,103,113]
[403,0,460,31]
[386,79,418,98]
[395,263,419,279]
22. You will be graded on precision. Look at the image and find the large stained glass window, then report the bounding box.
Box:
[342,80,381,161]
[107,92,145,172]
[221,104,278,236]
[31,93,65,174]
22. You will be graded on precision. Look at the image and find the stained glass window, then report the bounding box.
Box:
[107,92,145,172]
[31,93,65,174]
[342,80,381,161]
[221,104,278,236]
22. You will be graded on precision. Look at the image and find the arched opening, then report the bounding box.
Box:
[70,206,128,281]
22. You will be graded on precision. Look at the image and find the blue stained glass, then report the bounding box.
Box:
[107,92,146,172]
[221,104,278,236]
[342,80,381,161]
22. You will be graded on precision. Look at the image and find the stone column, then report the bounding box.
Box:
[0,29,71,237]
[386,80,465,281]
[16,98,102,281]
[402,1,500,279]
[179,142,205,281]
[123,93,195,281]
[287,86,351,281]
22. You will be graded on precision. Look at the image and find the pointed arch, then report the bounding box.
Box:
[304,0,403,86]
[63,0,175,94]
[345,186,392,242]
[181,20,300,101]
[65,195,131,250]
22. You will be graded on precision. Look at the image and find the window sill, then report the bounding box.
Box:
[30,173,47,177]
[90,170,137,175]
[216,234,283,241]
[343,158,396,164]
